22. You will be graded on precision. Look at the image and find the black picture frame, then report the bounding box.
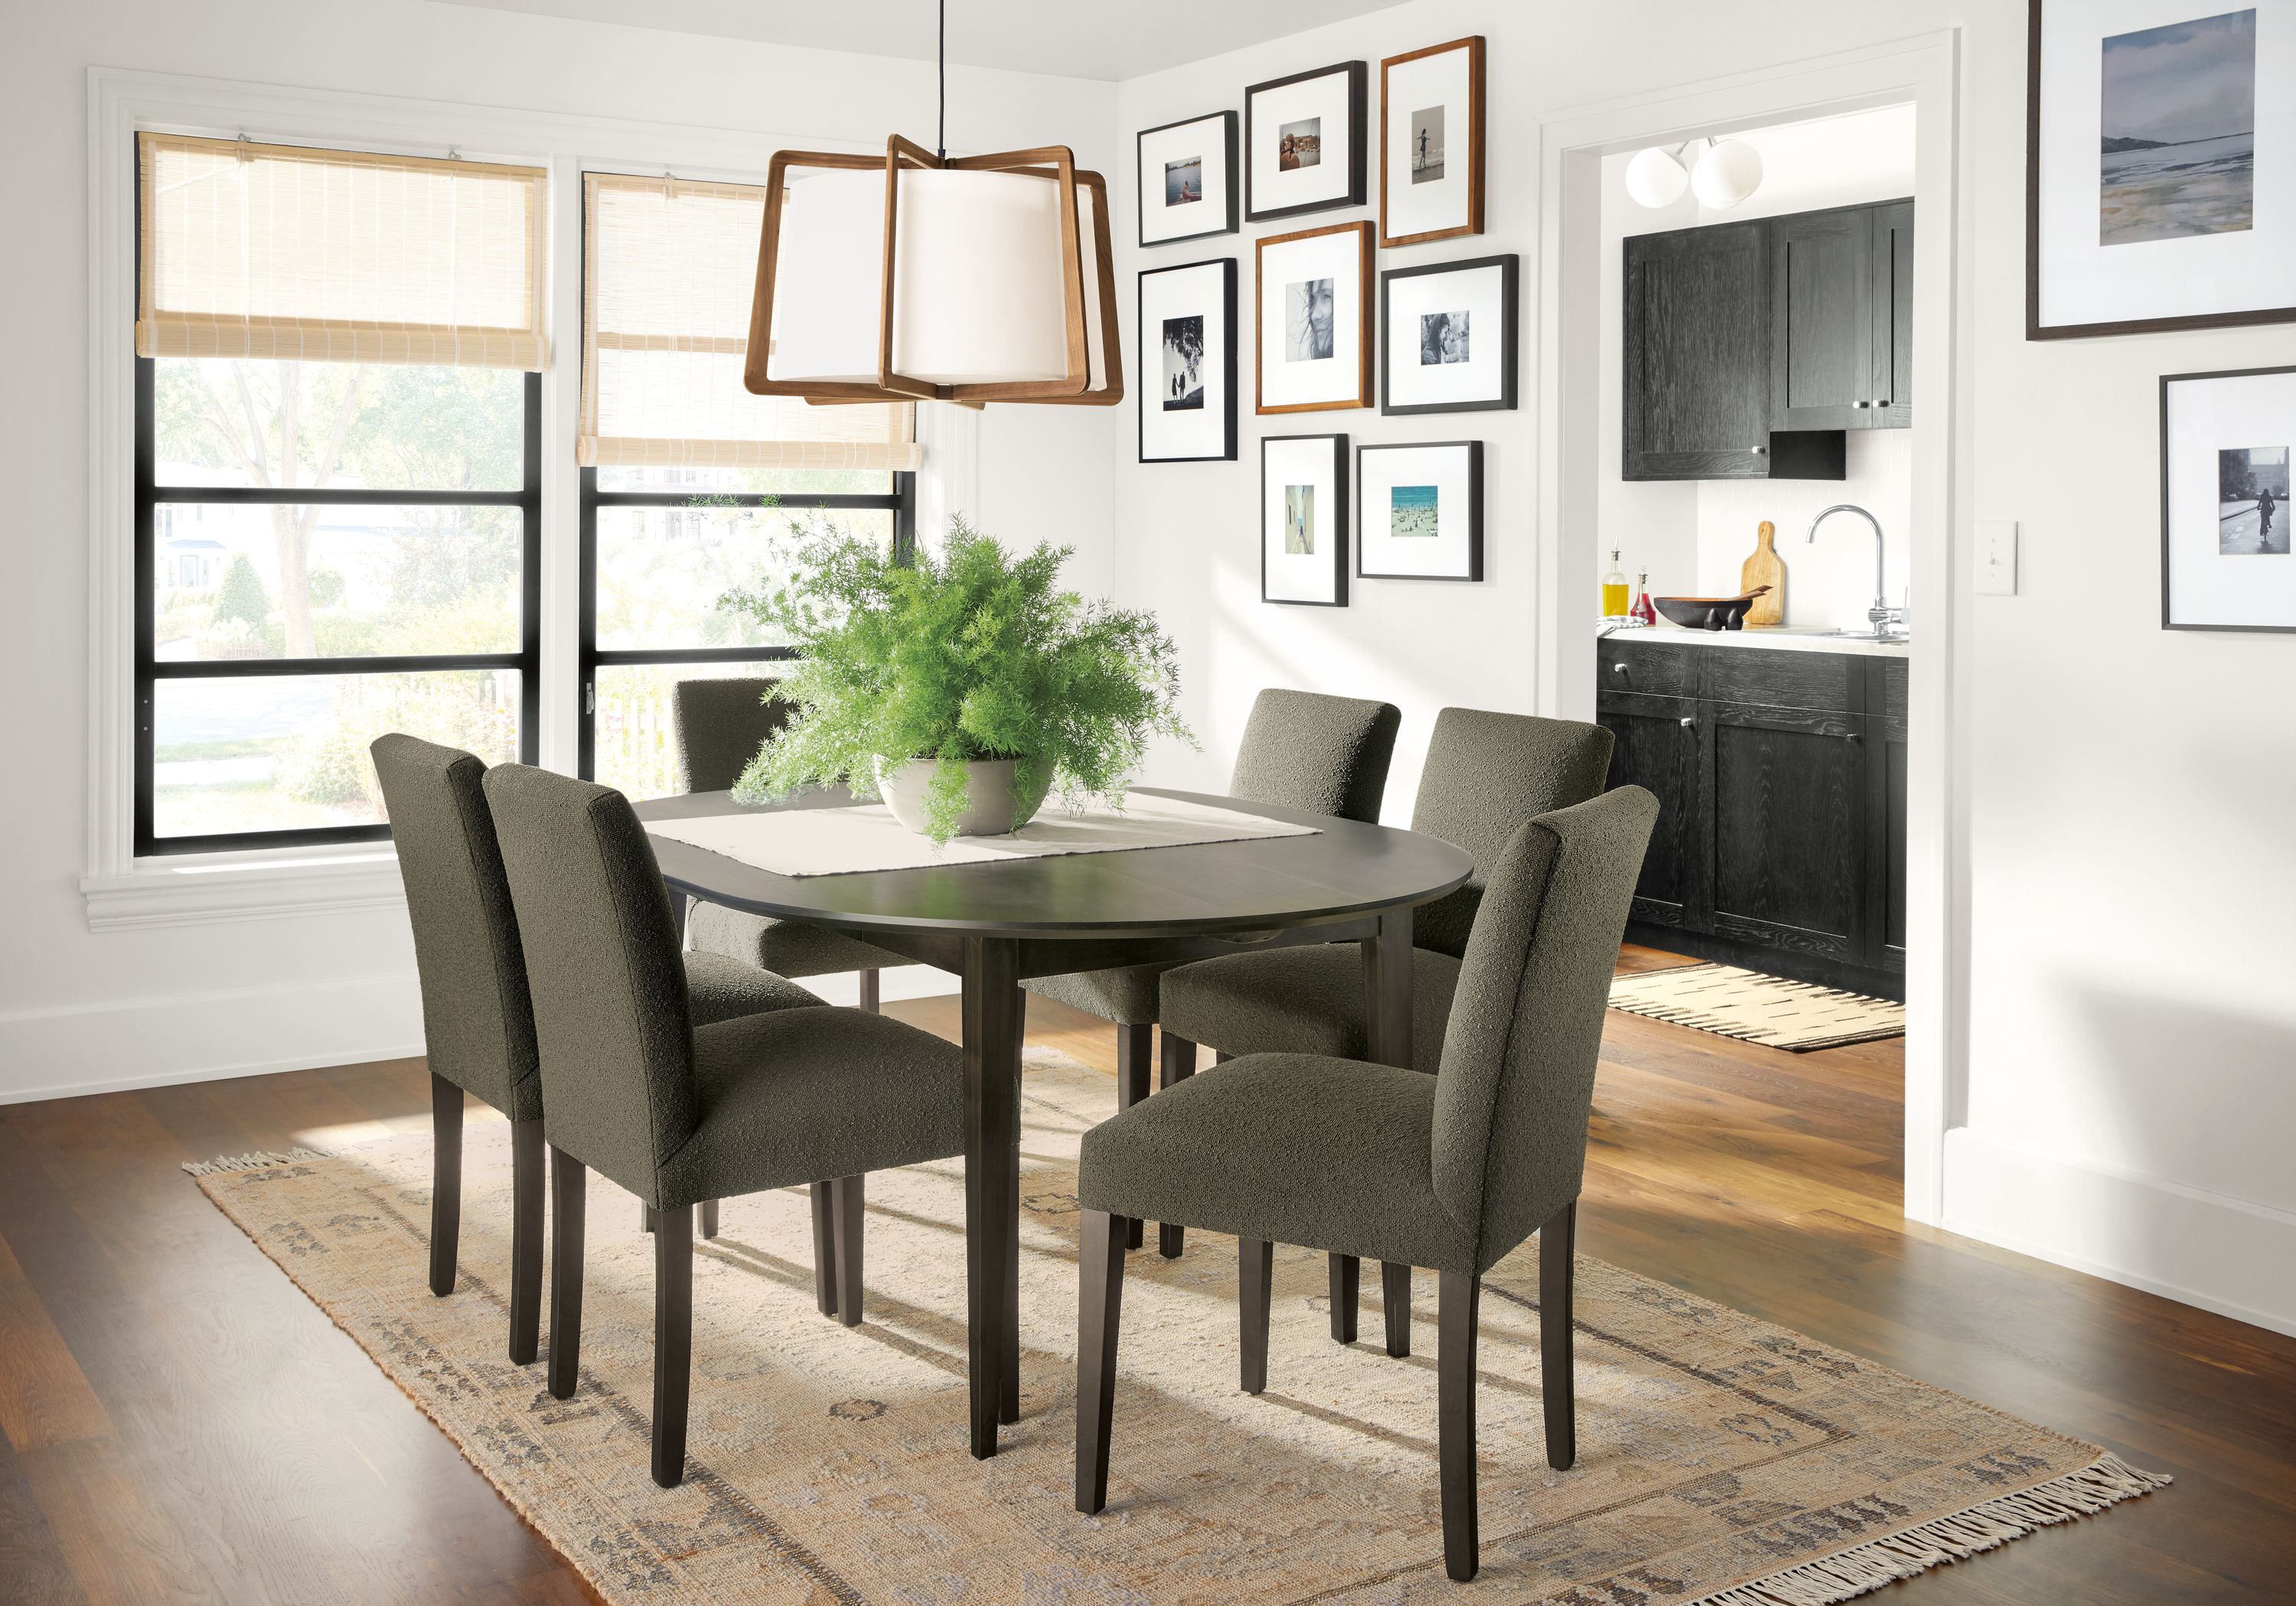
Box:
[1244,61,1368,223]
[1379,252,1517,415]
[1137,111,1239,248]
[2159,363,2296,633]
[1357,439,1483,581]
[1137,258,1238,463]
[1261,432,1349,607]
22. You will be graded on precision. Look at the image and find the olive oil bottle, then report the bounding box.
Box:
[1602,549,1630,621]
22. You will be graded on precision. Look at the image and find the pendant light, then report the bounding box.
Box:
[1623,137,1764,211]
[1623,145,1689,209]
[743,0,1122,409]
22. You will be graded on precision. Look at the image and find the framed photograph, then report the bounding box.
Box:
[1358,440,1483,581]
[1257,220,1374,414]
[1263,433,1349,606]
[1137,111,1238,247]
[2161,365,2296,630]
[1138,259,1237,462]
[1244,61,1368,222]
[1380,252,1516,415]
[2029,1,2296,339]
[1380,36,1485,247]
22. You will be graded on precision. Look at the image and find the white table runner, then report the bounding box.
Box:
[645,793,1319,878]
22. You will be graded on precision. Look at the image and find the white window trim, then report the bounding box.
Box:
[83,68,970,930]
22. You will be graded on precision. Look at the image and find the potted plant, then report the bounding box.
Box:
[724,520,1192,845]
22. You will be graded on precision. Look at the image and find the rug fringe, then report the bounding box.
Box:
[1684,1452,2171,1606]
[183,1146,333,1177]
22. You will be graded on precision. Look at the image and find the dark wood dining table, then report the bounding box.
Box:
[634,785,1474,1459]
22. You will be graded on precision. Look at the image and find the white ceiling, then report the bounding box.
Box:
[433,0,1404,80]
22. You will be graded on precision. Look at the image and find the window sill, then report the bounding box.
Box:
[81,849,407,931]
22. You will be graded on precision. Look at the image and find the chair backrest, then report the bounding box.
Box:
[370,734,540,1120]
[1226,688,1402,824]
[1409,709,1616,958]
[1430,786,1657,1270]
[671,676,790,794]
[481,763,700,1197]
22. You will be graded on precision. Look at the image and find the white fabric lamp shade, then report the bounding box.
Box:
[1624,145,1689,210]
[1691,138,1764,209]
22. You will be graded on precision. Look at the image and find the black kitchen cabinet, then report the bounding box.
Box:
[1622,220,1775,480]
[1597,635,1906,998]
[1771,199,1916,431]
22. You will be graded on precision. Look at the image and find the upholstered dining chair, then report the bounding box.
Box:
[1072,786,1658,1583]
[483,761,967,1489]
[371,735,823,1366]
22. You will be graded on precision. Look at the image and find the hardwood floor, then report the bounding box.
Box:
[0,948,2287,1603]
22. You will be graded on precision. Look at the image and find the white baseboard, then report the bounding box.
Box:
[1942,1126,2296,1340]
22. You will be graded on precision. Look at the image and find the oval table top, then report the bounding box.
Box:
[634,786,1473,940]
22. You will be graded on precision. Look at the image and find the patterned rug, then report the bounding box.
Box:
[1608,963,1906,1051]
[189,1050,2157,1605]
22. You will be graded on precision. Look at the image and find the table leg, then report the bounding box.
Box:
[1341,907,1416,1347]
[961,936,1023,1458]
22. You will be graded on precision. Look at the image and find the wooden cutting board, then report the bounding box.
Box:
[1740,521,1785,627]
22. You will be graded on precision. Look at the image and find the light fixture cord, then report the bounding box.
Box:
[938,0,946,161]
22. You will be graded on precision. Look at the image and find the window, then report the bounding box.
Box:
[135,134,547,853]
[576,172,916,800]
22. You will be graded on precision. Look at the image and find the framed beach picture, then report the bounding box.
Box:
[1137,259,1237,462]
[1257,220,1374,414]
[1380,37,1485,247]
[1262,433,1350,606]
[2161,365,2296,629]
[1358,441,1483,581]
[1380,253,1516,414]
[2030,1,2296,338]
[1137,111,1238,247]
[1244,61,1368,223]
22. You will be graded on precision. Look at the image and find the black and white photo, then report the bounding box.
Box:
[1257,221,1373,413]
[1138,257,1237,461]
[1358,439,1483,581]
[1137,111,1238,247]
[1381,37,1484,246]
[2162,365,2296,630]
[1411,106,1445,183]
[1419,309,1469,365]
[1286,279,1335,362]
[1161,314,1205,410]
[2218,445,2288,553]
[1245,61,1367,221]
[1381,254,1515,415]
[1262,433,1349,604]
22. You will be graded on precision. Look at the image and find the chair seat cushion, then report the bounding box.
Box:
[688,901,908,979]
[680,951,824,1027]
[1156,944,1461,1070]
[658,1008,965,1207]
[1023,963,1172,1027]
[1076,1054,1479,1275]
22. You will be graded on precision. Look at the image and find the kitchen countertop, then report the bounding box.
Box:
[1597,624,1910,658]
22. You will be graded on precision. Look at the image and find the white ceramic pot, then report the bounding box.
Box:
[874,757,1052,838]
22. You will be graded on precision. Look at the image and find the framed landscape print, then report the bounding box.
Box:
[2161,365,2296,630]
[2030,1,2296,338]
[1380,36,1485,247]
[1381,253,1516,414]
[1244,61,1368,223]
[1137,111,1238,247]
[1358,440,1483,581]
[1137,259,1237,462]
[1257,220,1374,414]
[1262,433,1349,606]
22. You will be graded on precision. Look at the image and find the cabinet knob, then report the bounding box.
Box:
[1750,445,1767,456]
[1853,400,1870,409]
[1679,716,1696,728]
[1838,730,1863,743]
[1613,662,1629,674]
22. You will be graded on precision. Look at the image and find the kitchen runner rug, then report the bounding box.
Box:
[1608,963,1906,1051]
[190,1049,2156,1606]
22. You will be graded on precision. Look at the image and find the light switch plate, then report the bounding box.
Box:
[1976,520,2018,596]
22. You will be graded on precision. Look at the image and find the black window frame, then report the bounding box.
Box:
[134,357,544,856]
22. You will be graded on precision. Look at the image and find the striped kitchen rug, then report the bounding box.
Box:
[1608,962,1905,1051]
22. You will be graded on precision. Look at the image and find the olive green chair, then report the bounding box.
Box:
[1073,786,1658,1582]
[371,735,822,1366]
[482,762,967,1489]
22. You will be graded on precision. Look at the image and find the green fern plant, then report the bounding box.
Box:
[722,518,1193,843]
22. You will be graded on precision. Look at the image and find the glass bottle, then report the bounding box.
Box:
[1602,549,1630,621]
[1631,570,1657,627]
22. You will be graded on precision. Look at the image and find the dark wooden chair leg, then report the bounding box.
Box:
[830,1174,865,1328]
[428,1073,462,1298]
[507,1118,544,1364]
[652,1204,693,1489]
[1074,1209,1127,1514]
[857,967,881,1013]
[1542,1199,1577,1471]
[809,1181,838,1318]
[1115,1025,1151,1251]
[1155,1032,1197,1258]
[546,1147,585,1401]
[1381,1260,1411,1359]
[1329,1253,1360,1343]
[700,1198,720,1240]
[1439,1269,1482,1583]
[1238,1237,1274,1394]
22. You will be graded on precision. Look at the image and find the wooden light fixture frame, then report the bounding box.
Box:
[745,137,1124,408]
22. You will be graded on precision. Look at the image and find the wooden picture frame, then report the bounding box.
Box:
[1358,440,1483,581]
[1138,258,1238,463]
[1137,111,1239,248]
[1380,252,1516,415]
[1244,61,1368,223]
[1262,433,1350,606]
[2160,364,2296,632]
[1380,36,1485,248]
[1255,220,1375,415]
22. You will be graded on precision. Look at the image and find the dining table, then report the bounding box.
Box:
[634,783,1475,1459]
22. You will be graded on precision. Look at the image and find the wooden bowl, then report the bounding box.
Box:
[1654,587,1772,631]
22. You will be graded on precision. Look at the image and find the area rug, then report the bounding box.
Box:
[189,1050,2157,1604]
[1608,963,1906,1051]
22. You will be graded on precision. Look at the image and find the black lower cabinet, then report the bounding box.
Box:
[1598,639,1906,1000]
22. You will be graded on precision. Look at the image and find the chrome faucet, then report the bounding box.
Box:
[1807,504,1905,640]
